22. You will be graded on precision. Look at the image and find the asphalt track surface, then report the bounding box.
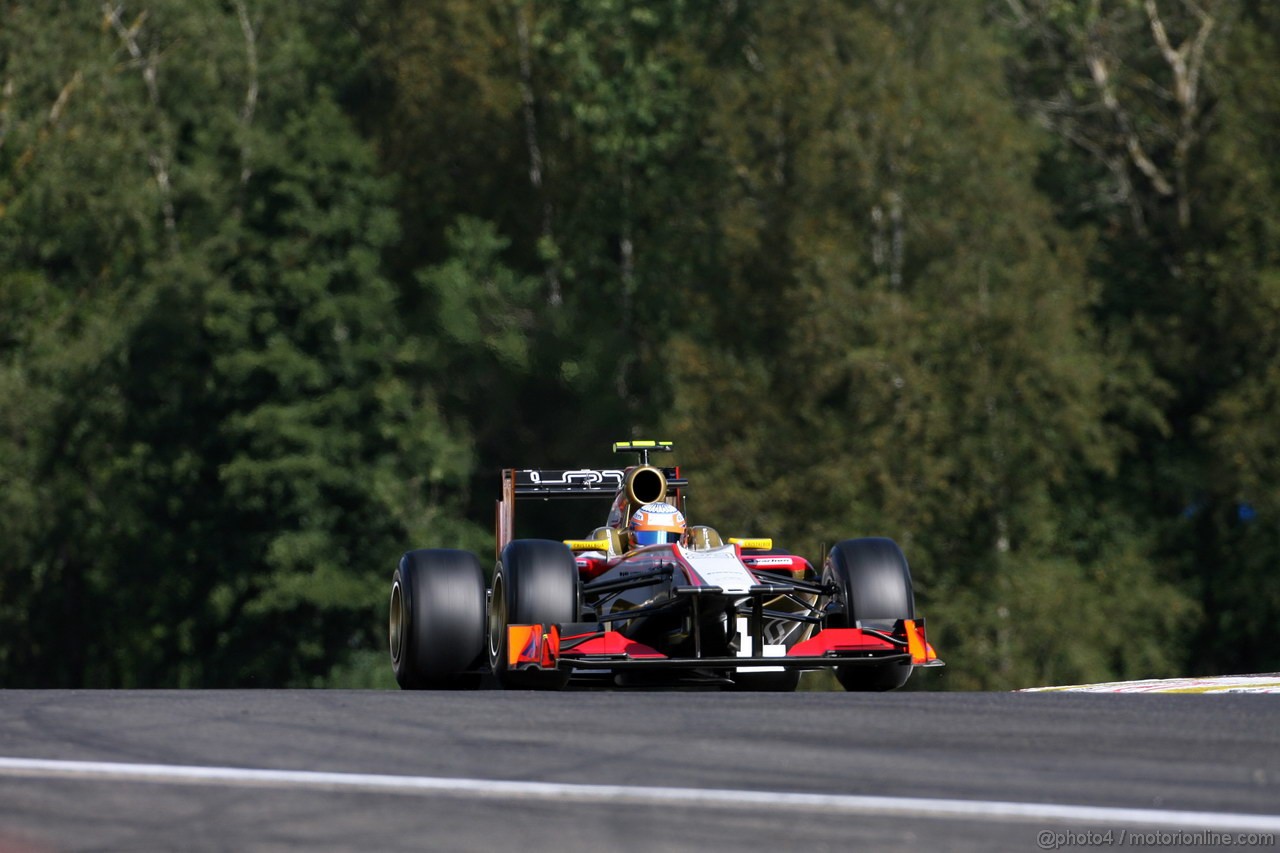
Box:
[0,690,1277,851]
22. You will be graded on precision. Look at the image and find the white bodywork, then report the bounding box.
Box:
[677,544,757,594]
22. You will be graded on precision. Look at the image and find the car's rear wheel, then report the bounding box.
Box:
[390,549,487,689]
[823,537,916,691]
[488,539,580,690]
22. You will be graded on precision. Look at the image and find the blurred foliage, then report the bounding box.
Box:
[1,0,1276,689]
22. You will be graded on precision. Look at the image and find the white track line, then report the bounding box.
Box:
[0,756,1277,832]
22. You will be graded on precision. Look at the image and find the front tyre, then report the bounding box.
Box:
[824,537,916,692]
[488,539,580,690]
[390,549,487,689]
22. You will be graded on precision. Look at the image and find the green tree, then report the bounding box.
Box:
[361,0,722,507]
[665,2,1194,689]
[0,1,477,686]
[998,0,1280,676]
[1178,5,1280,673]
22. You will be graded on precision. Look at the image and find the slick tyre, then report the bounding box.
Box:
[390,549,487,690]
[824,537,916,692]
[488,539,580,690]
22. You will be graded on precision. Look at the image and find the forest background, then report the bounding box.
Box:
[2,1,1278,690]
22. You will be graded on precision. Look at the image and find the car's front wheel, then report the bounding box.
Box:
[823,537,916,691]
[488,539,580,690]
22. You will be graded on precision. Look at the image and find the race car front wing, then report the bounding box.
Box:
[506,618,943,674]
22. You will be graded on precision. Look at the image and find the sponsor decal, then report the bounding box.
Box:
[746,557,793,567]
[637,502,680,516]
[564,539,611,552]
[680,544,756,593]
[524,469,625,488]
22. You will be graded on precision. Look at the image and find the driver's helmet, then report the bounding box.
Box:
[628,502,687,548]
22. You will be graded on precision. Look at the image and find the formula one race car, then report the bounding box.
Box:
[388,441,942,691]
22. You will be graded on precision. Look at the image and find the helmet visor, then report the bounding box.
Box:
[631,529,681,546]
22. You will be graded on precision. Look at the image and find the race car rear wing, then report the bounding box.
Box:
[495,466,689,559]
[515,468,628,496]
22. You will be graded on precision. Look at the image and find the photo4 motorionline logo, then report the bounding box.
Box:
[1037,829,1276,849]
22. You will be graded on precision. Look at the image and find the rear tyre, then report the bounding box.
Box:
[823,538,916,692]
[488,539,580,690]
[390,549,487,689]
